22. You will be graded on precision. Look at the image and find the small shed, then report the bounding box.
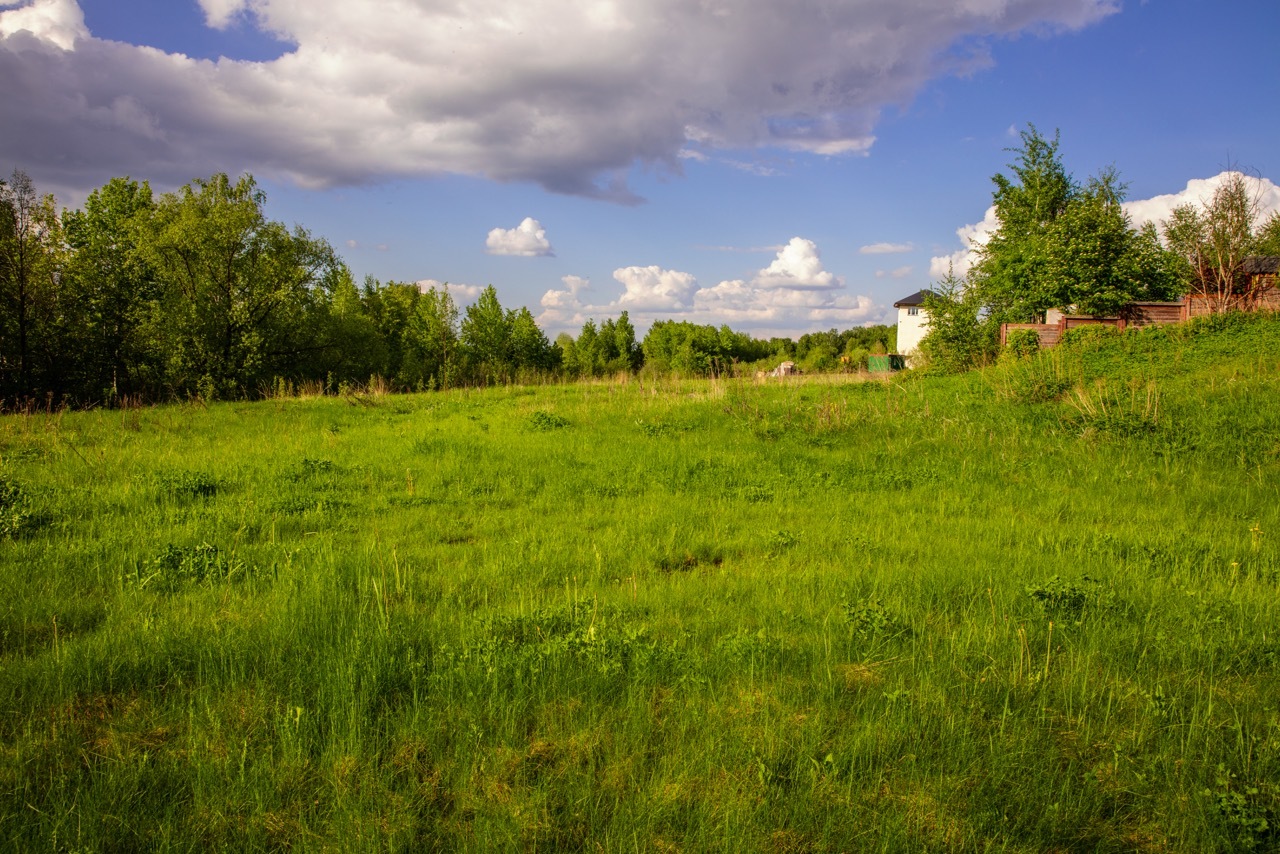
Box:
[867,354,907,372]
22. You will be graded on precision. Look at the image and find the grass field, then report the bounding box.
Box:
[2,313,1279,852]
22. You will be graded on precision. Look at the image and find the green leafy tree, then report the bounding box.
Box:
[574,319,603,377]
[136,173,338,398]
[62,176,159,401]
[1256,212,1280,256]
[415,283,462,388]
[1042,169,1183,316]
[461,285,513,383]
[613,311,643,371]
[1162,171,1267,312]
[554,332,579,377]
[973,126,1188,327]
[509,305,555,375]
[316,266,385,386]
[919,269,998,373]
[971,125,1076,323]
[640,320,768,377]
[0,170,66,401]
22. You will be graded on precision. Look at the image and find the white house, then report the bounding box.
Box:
[894,290,934,360]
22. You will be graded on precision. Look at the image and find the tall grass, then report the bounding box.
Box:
[1,315,1278,851]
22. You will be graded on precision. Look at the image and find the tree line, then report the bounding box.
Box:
[0,170,895,407]
[921,126,1280,372]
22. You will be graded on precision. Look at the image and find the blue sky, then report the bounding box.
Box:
[3,0,1279,336]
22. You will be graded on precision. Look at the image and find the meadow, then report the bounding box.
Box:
[1,312,1278,852]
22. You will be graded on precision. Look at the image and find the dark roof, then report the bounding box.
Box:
[1243,256,1280,275]
[893,289,934,308]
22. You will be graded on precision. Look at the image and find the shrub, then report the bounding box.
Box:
[990,347,1074,403]
[1024,575,1109,621]
[528,410,570,431]
[1002,328,1041,360]
[1058,324,1123,350]
[1208,765,1276,852]
[133,543,246,590]
[0,476,33,538]
[158,470,220,499]
[841,596,905,641]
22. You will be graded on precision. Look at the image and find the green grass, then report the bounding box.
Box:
[2,314,1280,852]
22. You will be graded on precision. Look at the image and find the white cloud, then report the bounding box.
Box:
[1,0,1119,199]
[197,0,250,30]
[929,204,998,278]
[875,266,914,279]
[1122,172,1280,231]
[415,279,482,303]
[0,0,84,49]
[561,275,589,293]
[929,170,1280,281]
[537,237,880,335]
[860,242,914,255]
[752,237,841,290]
[485,217,554,257]
[612,265,700,310]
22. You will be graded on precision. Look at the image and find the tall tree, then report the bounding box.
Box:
[136,173,337,397]
[62,176,159,401]
[920,269,998,373]
[406,283,461,389]
[1162,171,1266,312]
[509,305,555,374]
[971,125,1076,323]
[973,127,1186,324]
[460,285,512,383]
[1257,212,1280,257]
[313,265,384,386]
[613,311,642,371]
[1042,168,1182,317]
[0,170,65,401]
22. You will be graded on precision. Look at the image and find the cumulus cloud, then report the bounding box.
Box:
[560,275,590,295]
[0,0,82,48]
[753,237,841,290]
[1,0,1119,199]
[860,242,914,255]
[537,237,880,335]
[929,204,999,278]
[1122,172,1280,231]
[485,217,554,257]
[876,266,914,279]
[416,279,482,302]
[613,265,700,310]
[929,171,1280,280]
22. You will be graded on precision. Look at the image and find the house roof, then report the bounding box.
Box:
[893,289,934,308]
[1243,256,1280,275]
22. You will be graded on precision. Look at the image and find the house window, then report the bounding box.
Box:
[907,307,919,316]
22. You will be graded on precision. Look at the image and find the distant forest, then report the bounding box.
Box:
[0,170,894,408]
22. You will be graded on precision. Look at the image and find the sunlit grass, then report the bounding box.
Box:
[2,314,1279,851]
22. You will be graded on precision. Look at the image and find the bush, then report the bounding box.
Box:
[0,476,33,538]
[842,347,869,372]
[528,410,570,431]
[157,470,221,499]
[1002,328,1041,360]
[1058,324,1123,350]
[133,543,247,590]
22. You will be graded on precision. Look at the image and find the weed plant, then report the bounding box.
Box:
[1,314,1279,850]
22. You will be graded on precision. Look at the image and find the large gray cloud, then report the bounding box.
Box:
[1,0,1118,200]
